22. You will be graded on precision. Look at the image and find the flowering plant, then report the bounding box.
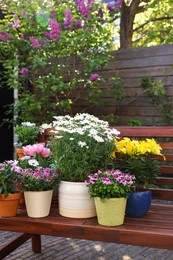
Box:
[85,169,135,199]
[20,143,52,168]
[0,161,18,197]
[15,122,40,147]
[9,143,59,191]
[112,137,164,189]
[14,167,59,192]
[0,0,121,124]
[50,113,120,182]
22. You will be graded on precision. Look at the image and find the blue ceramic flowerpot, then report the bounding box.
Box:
[126,190,152,217]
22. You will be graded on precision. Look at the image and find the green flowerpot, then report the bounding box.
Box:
[94,197,127,226]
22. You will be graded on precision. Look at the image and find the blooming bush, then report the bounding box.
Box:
[15,122,40,147]
[112,137,164,189]
[85,169,135,199]
[50,113,120,182]
[0,0,122,124]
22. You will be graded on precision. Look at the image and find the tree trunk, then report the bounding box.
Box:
[120,0,141,49]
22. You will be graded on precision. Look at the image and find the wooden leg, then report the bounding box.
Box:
[31,234,41,253]
[0,233,31,259]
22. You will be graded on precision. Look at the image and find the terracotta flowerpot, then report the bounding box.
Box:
[16,147,25,158]
[0,192,22,217]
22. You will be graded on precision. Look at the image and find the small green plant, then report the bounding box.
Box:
[15,122,40,147]
[111,77,125,101]
[140,76,172,119]
[128,119,142,126]
[104,114,119,126]
[0,161,18,198]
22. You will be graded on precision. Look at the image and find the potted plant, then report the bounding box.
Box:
[112,137,164,217]
[15,122,40,158]
[85,169,135,226]
[50,113,120,218]
[0,161,22,217]
[13,143,59,218]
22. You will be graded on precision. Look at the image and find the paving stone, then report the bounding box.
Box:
[1,231,173,260]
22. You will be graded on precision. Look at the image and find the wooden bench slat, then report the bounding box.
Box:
[156,177,173,185]
[115,127,173,137]
[160,166,173,174]
[0,206,173,250]
[151,188,173,200]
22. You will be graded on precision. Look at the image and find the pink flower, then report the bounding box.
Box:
[89,73,99,82]
[12,16,20,28]
[64,9,73,29]
[49,18,61,41]
[29,36,41,48]
[23,145,36,156]
[0,32,11,41]
[21,68,29,76]
[23,143,51,158]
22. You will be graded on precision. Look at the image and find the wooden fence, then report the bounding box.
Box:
[71,44,173,126]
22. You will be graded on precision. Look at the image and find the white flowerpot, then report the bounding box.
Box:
[24,190,53,218]
[58,181,96,218]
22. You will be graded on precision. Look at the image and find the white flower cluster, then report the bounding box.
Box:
[52,113,120,144]
[39,123,52,134]
[21,122,36,127]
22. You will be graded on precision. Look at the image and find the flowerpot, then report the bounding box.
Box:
[126,190,152,217]
[24,190,53,218]
[58,181,96,218]
[0,192,22,217]
[94,197,127,226]
[16,147,25,158]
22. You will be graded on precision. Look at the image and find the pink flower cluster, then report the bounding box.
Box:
[64,9,73,29]
[75,0,91,19]
[89,73,99,82]
[46,18,62,41]
[85,169,135,186]
[23,143,51,158]
[29,36,41,48]
[21,68,29,76]
[0,32,11,41]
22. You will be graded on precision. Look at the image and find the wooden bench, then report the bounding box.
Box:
[0,126,173,259]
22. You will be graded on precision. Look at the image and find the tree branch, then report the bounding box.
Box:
[134,16,173,32]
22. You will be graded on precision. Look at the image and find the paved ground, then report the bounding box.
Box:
[0,231,173,260]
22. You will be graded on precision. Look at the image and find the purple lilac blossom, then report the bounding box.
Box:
[21,68,29,76]
[0,32,11,41]
[64,9,73,29]
[89,73,99,82]
[98,8,103,18]
[12,16,20,28]
[107,3,115,11]
[87,0,95,6]
[29,36,41,48]
[49,18,61,41]
[50,9,56,17]
[75,19,82,30]
[114,0,123,9]
[75,0,91,19]
[21,10,27,16]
